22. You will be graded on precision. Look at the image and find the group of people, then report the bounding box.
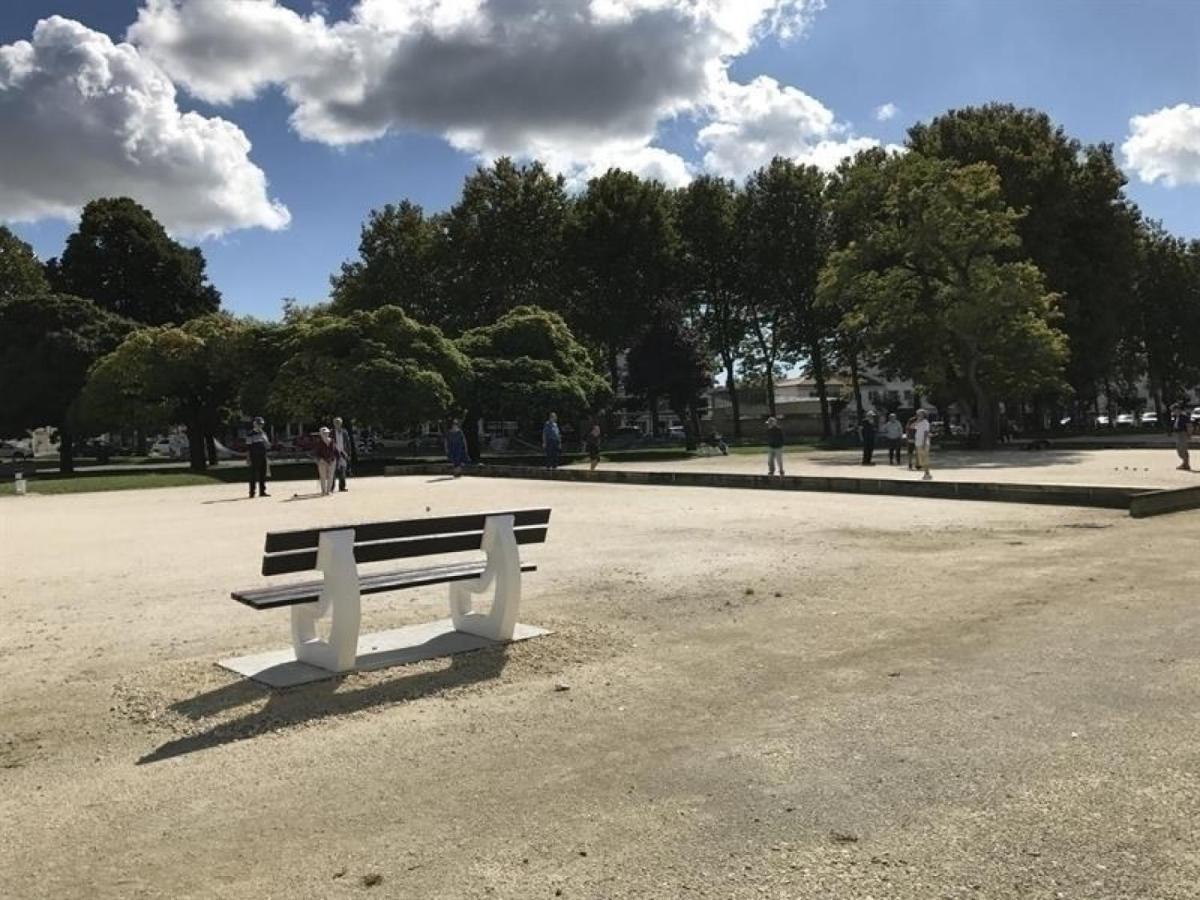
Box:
[244,416,354,498]
[541,412,603,471]
[858,409,934,478]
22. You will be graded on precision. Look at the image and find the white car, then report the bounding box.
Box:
[0,439,31,461]
[1140,411,1159,428]
[1191,408,1200,424]
[1115,413,1135,427]
[1094,414,1111,427]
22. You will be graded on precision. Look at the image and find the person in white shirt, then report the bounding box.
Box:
[912,409,933,480]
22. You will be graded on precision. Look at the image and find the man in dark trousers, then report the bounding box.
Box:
[542,412,562,469]
[860,410,877,465]
[247,417,270,498]
[331,416,354,491]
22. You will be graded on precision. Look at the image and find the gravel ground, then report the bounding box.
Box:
[1,474,1198,899]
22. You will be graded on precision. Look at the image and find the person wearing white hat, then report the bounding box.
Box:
[913,409,933,480]
[247,416,270,498]
[314,426,339,495]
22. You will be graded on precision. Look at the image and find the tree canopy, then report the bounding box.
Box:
[49,197,221,325]
[0,226,49,300]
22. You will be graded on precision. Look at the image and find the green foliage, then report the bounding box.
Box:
[821,153,1068,444]
[329,200,444,322]
[48,197,221,325]
[566,169,679,386]
[625,308,712,427]
[439,158,570,332]
[1128,224,1200,402]
[908,104,1138,400]
[0,292,130,437]
[0,226,49,300]
[456,305,612,429]
[270,305,468,428]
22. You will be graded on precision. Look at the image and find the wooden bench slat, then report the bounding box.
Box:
[263,508,552,553]
[261,524,549,576]
[233,561,539,610]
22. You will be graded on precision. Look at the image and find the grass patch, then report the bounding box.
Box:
[8,472,225,495]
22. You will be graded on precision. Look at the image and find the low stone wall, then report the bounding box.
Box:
[1129,484,1200,519]
[385,463,1164,513]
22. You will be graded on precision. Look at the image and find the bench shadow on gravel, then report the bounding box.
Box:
[137,646,509,765]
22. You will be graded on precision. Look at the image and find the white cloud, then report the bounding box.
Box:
[874,102,898,122]
[1122,103,1200,187]
[698,75,886,178]
[0,16,290,238]
[129,0,845,182]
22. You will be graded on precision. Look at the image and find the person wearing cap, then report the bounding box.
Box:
[859,410,877,466]
[765,416,785,477]
[1169,403,1192,471]
[314,426,339,495]
[912,409,933,480]
[246,416,270,498]
[331,416,354,492]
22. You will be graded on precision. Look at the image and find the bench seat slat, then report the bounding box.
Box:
[263,508,552,553]
[262,524,549,576]
[233,561,538,610]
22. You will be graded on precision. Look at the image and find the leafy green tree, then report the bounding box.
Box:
[740,158,830,431]
[1127,224,1200,408]
[626,307,712,448]
[823,153,1068,448]
[329,200,445,323]
[270,305,469,433]
[0,226,49,300]
[675,176,748,436]
[48,197,221,325]
[0,293,129,472]
[439,158,570,332]
[566,169,679,392]
[908,104,1139,409]
[457,305,611,455]
[79,314,247,472]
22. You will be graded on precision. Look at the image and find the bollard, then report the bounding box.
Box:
[14,471,27,495]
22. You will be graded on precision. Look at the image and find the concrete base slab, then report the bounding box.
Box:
[218,619,550,688]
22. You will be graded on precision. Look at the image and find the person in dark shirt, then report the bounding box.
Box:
[1170,403,1192,471]
[585,424,602,471]
[246,416,270,498]
[765,416,785,477]
[542,412,562,469]
[860,410,877,466]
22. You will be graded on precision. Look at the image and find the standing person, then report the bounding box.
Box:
[905,413,919,470]
[1170,403,1192,471]
[314,426,338,495]
[765,416,785,477]
[913,409,933,480]
[331,416,354,492]
[882,412,904,465]
[584,424,602,472]
[446,418,470,476]
[542,412,561,469]
[860,410,877,466]
[246,416,270,498]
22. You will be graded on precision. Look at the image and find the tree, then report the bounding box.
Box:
[329,200,445,323]
[740,158,830,431]
[625,308,713,448]
[0,226,49,300]
[270,305,469,433]
[439,158,570,332]
[0,293,129,472]
[457,306,611,457]
[566,169,679,393]
[48,197,221,325]
[1128,224,1200,408]
[675,176,748,436]
[79,314,247,472]
[823,154,1068,448]
[908,104,1139,409]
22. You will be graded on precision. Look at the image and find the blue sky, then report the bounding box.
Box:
[2,0,1197,320]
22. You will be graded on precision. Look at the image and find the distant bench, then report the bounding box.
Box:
[232,508,552,673]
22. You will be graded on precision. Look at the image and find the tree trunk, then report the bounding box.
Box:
[848,351,864,424]
[205,433,217,467]
[186,421,208,472]
[134,428,147,456]
[464,408,482,462]
[722,350,742,438]
[811,337,832,438]
[764,367,776,417]
[59,429,75,475]
[648,392,661,437]
[965,358,996,450]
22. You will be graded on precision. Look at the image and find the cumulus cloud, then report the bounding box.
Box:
[698,75,886,178]
[128,0,853,183]
[874,102,897,122]
[1122,103,1200,187]
[0,16,289,238]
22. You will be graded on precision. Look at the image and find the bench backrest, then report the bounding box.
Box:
[261,508,552,576]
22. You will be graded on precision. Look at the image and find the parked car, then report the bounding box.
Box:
[1094,414,1111,427]
[1191,408,1200,424]
[0,439,31,461]
[1115,413,1136,428]
[1140,411,1159,429]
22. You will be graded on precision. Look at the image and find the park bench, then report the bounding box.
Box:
[231,508,551,673]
